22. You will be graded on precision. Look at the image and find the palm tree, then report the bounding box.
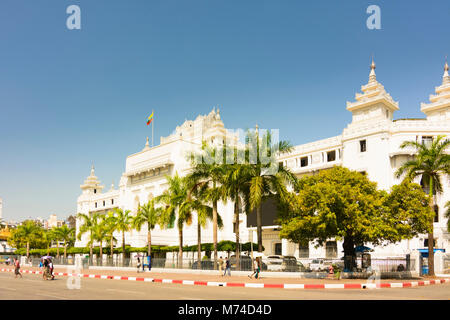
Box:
[189,143,228,268]
[396,135,450,276]
[92,222,107,264]
[245,129,297,253]
[157,173,190,268]
[132,199,163,259]
[50,227,61,258]
[77,212,99,263]
[15,221,41,259]
[112,208,133,263]
[223,162,251,269]
[101,210,118,262]
[58,225,75,259]
[42,229,53,256]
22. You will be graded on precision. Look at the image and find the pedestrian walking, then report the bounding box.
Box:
[218,256,224,274]
[13,258,22,279]
[48,259,55,280]
[223,257,231,277]
[248,257,260,279]
[136,257,141,273]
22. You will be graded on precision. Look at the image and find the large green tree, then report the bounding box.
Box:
[57,225,75,259]
[77,212,99,262]
[395,135,450,276]
[11,221,42,259]
[279,166,431,271]
[100,210,118,261]
[112,208,133,261]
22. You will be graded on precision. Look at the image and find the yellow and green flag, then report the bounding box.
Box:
[146,111,154,125]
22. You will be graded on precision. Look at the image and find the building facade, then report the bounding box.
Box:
[276,60,450,259]
[76,61,450,260]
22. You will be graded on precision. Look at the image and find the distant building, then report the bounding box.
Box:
[47,214,64,229]
[65,215,76,229]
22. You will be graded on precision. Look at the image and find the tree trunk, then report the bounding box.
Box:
[178,226,183,269]
[197,220,202,268]
[234,196,240,270]
[122,231,126,264]
[99,241,103,262]
[343,236,356,272]
[428,177,435,277]
[89,244,93,265]
[64,241,67,259]
[256,204,263,253]
[56,241,60,258]
[213,199,218,269]
[110,236,114,264]
[47,244,50,256]
[26,241,30,260]
[147,227,152,259]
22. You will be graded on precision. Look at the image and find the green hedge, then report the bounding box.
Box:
[15,241,263,257]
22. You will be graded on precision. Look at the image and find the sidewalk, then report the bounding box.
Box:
[4,265,438,284]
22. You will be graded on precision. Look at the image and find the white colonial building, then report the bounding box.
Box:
[276,60,450,259]
[76,60,450,261]
[76,109,248,251]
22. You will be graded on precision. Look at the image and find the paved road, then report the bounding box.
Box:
[0,272,449,300]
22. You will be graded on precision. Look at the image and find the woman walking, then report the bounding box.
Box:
[248,257,260,279]
[13,258,22,279]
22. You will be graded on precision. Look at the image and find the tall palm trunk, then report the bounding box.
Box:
[256,204,263,253]
[234,196,240,270]
[197,221,202,268]
[428,177,435,276]
[26,241,30,259]
[64,240,67,259]
[99,241,103,265]
[147,226,152,259]
[56,241,60,258]
[213,199,218,269]
[110,236,114,264]
[122,231,126,262]
[178,226,183,268]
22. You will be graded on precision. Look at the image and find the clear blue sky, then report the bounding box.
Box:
[1,0,449,221]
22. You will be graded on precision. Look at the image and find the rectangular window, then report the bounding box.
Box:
[360,140,367,152]
[300,156,308,167]
[422,136,433,147]
[298,241,309,258]
[274,243,282,256]
[325,241,337,258]
[111,199,114,205]
[95,202,97,208]
[327,151,336,162]
[103,200,105,206]
[424,239,437,247]
[434,205,439,223]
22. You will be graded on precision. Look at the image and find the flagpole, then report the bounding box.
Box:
[152,109,154,147]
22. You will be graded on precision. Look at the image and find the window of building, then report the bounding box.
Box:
[300,156,308,167]
[327,150,336,162]
[422,136,433,146]
[274,243,282,256]
[325,241,337,258]
[103,200,105,207]
[360,140,367,152]
[94,189,97,194]
[95,202,97,208]
[386,110,389,119]
[424,238,436,247]
[111,199,114,205]
[434,205,439,223]
[298,241,309,258]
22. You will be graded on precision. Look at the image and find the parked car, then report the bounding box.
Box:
[282,256,299,272]
[308,258,328,272]
[191,260,215,270]
[265,255,283,271]
[229,255,268,271]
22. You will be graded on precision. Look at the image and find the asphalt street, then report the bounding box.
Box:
[0,272,449,300]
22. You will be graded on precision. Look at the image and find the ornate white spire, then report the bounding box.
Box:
[421,59,450,118]
[369,57,377,83]
[81,165,103,192]
[443,58,449,85]
[143,137,150,151]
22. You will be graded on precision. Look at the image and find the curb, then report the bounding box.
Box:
[2,268,449,289]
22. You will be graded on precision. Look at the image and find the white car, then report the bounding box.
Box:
[265,255,284,271]
[308,259,328,272]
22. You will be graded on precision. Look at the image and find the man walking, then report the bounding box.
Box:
[223,257,231,277]
[248,257,261,279]
[218,256,224,274]
[13,258,22,279]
